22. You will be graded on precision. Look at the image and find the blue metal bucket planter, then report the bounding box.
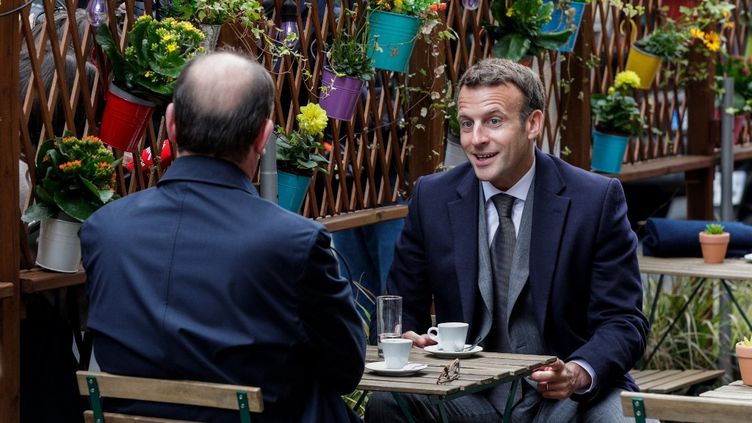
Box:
[367,10,421,73]
[541,1,586,53]
[277,170,311,213]
[591,130,629,174]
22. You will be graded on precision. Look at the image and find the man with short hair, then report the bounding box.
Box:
[366,58,649,422]
[82,52,365,423]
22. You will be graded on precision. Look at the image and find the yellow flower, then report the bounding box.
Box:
[690,28,705,40]
[394,0,403,10]
[297,103,328,138]
[608,87,616,95]
[704,31,720,52]
[722,10,730,21]
[144,71,154,78]
[166,43,178,53]
[506,7,514,17]
[614,70,641,90]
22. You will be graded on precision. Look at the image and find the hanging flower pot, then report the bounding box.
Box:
[319,68,365,121]
[36,215,82,273]
[200,23,222,52]
[277,170,312,213]
[367,10,422,73]
[591,130,629,174]
[541,1,586,53]
[99,82,155,152]
[625,44,662,89]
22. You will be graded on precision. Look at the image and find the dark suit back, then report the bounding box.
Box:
[81,155,365,422]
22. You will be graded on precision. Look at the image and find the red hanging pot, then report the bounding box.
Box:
[99,83,155,152]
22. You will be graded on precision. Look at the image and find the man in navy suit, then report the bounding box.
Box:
[366,59,649,422]
[81,52,365,423]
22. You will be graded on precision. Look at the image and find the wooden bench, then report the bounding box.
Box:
[77,371,263,423]
[621,391,752,423]
[630,369,725,394]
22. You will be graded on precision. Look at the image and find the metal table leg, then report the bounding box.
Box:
[643,277,706,368]
[392,392,416,423]
[502,379,519,423]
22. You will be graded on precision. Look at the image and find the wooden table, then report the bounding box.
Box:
[638,256,752,369]
[357,345,556,423]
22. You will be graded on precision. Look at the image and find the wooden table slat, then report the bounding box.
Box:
[19,268,86,293]
[633,370,684,389]
[650,370,725,394]
[359,346,555,397]
[0,282,13,299]
[639,256,752,280]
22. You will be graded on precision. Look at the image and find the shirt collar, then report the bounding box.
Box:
[481,155,536,202]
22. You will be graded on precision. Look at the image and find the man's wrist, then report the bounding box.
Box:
[568,361,594,392]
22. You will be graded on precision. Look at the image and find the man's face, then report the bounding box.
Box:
[457,84,538,191]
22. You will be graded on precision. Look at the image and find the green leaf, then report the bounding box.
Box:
[493,35,530,62]
[53,192,98,222]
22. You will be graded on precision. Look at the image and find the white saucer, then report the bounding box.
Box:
[365,361,428,376]
[424,344,483,358]
[745,253,752,263]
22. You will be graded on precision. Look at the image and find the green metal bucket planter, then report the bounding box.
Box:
[591,130,629,174]
[367,10,421,73]
[277,170,311,213]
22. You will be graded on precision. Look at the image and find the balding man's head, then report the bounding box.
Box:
[172,52,274,163]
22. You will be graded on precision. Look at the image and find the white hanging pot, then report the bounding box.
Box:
[36,216,82,273]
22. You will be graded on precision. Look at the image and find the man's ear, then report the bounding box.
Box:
[166,103,177,143]
[253,119,274,155]
[526,109,544,140]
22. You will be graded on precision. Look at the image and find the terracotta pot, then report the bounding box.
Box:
[698,231,730,264]
[736,343,752,386]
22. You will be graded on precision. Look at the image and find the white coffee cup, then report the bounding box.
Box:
[427,322,469,352]
[382,338,413,369]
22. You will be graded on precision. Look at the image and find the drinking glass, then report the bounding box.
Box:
[377,295,402,357]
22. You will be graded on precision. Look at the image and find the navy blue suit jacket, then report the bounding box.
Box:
[388,149,649,400]
[81,155,365,422]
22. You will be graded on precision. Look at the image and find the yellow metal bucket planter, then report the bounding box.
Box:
[625,44,662,89]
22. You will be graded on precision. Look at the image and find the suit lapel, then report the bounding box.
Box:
[530,151,570,331]
[506,177,534,322]
[448,169,480,326]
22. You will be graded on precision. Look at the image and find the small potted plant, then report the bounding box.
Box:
[699,223,730,263]
[590,70,647,174]
[276,103,330,213]
[486,0,573,63]
[22,135,120,272]
[366,0,448,73]
[737,336,752,386]
[95,15,204,152]
[320,9,374,121]
[626,21,690,89]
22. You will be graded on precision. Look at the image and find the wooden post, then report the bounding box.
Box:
[406,19,447,187]
[685,43,715,220]
[560,3,593,170]
[0,0,22,420]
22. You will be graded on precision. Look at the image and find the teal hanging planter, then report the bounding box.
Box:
[367,10,421,73]
[277,170,312,213]
[591,130,629,174]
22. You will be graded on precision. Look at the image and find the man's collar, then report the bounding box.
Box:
[158,155,256,194]
[481,155,536,202]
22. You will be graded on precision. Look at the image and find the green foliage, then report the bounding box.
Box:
[633,22,690,61]
[486,0,573,62]
[326,8,373,81]
[716,56,752,115]
[276,104,330,174]
[22,135,120,223]
[369,0,446,17]
[704,223,726,234]
[644,274,752,376]
[96,16,204,105]
[163,0,264,27]
[739,336,752,347]
[591,71,647,136]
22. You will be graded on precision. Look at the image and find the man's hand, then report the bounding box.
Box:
[401,331,436,348]
[528,359,591,400]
